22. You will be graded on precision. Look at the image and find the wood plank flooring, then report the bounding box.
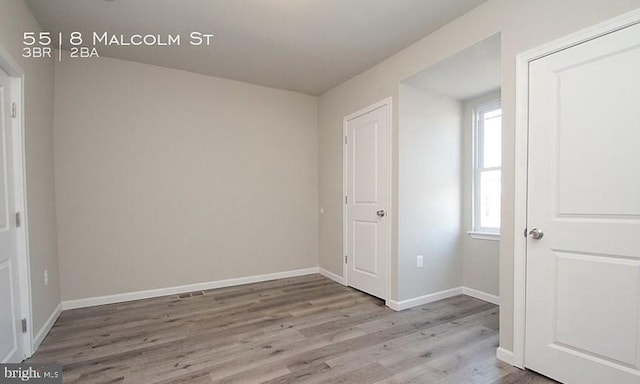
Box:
[28,274,556,383]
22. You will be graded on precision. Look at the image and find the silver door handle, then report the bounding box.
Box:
[376,210,386,218]
[528,228,544,240]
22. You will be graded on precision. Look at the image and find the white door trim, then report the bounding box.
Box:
[342,97,392,301]
[0,44,33,359]
[512,8,640,369]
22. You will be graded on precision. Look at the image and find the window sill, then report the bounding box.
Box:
[467,231,500,241]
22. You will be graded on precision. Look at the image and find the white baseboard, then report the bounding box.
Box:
[319,268,345,285]
[33,302,62,351]
[386,286,501,311]
[62,267,320,310]
[462,287,500,305]
[496,347,514,364]
[387,287,464,311]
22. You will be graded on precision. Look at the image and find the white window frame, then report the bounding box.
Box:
[470,99,502,239]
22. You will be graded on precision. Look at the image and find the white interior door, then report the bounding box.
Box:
[0,69,23,363]
[525,22,640,383]
[345,100,390,299]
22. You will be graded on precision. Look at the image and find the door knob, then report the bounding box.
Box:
[376,210,386,218]
[528,228,544,240]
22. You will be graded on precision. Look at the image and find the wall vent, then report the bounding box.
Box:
[177,291,205,299]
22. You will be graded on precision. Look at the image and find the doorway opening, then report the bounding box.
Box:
[0,45,32,362]
[395,33,502,306]
[513,11,640,383]
[342,98,392,300]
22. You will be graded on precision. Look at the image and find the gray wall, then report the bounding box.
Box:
[462,91,501,296]
[317,0,640,353]
[397,84,462,300]
[54,56,319,300]
[0,0,60,337]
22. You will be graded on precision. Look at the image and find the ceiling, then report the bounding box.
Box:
[26,0,487,95]
[404,33,501,100]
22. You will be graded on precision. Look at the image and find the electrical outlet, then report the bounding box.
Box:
[319,207,325,215]
[417,255,423,268]
[44,270,49,286]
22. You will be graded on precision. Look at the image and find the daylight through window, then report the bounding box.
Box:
[473,102,502,233]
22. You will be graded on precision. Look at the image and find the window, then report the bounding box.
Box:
[472,101,502,235]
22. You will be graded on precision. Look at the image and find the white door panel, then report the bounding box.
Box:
[345,102,390,299]
[554,253,640,366]
[352,120,378,204]
[353,221,378,276]
[0,70,23,363]
[526,22,640,383]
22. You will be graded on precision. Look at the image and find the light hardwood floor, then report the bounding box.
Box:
[29,274,556,383]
